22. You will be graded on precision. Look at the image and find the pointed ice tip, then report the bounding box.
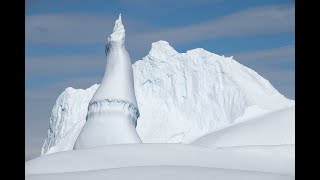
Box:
[108,13,125,45]
[113,13,124,33]
[117,13,122,25]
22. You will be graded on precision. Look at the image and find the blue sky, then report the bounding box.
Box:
[25,0,295,160]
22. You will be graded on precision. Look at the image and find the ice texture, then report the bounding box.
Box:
[88,99,140,127]
[41,39,294,155]
[41,85,98,155]
[72,14,142,150]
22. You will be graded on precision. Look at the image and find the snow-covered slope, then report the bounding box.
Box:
[32,102,295,179]
[41,40,294,155]
[27,144,294,176]
[191,105,295,147]
[26,166,293,180]
[27,143,294,179]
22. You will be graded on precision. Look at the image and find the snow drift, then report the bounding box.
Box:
[27,143,294,175]
[26,166,293,180]
[30,103,294,179]
[191,105,295,147]
[41,41,294,155]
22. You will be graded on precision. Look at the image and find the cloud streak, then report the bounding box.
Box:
[117,0,224,7]
[26,54,105,78]
[26,4,294,51]
[232,45,295,68]
[25,13,150,45]
[230,45,295,99]
[129,4,294,47]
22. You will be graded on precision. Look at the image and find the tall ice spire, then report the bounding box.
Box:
[74,14,142,150]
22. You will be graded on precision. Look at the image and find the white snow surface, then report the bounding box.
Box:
[26,166,293,180]
[32,104,294,179]
[191,105,295,147]
[41,40,294,155]
[27,143,294,179]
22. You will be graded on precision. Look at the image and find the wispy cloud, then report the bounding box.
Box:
[26,13,113,44]
[25,13,150,45]
[118,0,224,7]
[26,45,295,98]
[26,54,105,78]
[232,45,295,68]
[128,4,294,50]
[255,68,294,99]
[229,45,295,99]
[26,4,294,51]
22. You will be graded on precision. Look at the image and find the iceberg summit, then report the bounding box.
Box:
[73,14,142,150]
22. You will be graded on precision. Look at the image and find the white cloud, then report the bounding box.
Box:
[256,68,295,99]
[26,4,294,49]
[118,0,224,6]
[25,54,105,78]
[229,45,295,99]
[231,45,295,67]
[128,4,294,50]
[25,13,150,45]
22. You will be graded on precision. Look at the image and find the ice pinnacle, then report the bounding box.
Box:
[74,14,142,150]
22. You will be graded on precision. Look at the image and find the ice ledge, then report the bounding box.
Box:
[88,99,140,127]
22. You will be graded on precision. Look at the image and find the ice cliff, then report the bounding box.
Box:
[41,40,294,155]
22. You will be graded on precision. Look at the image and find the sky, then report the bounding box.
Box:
[25,0,295,161]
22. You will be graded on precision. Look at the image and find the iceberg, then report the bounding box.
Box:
[73,14,141,150]
[41,15,294,155]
